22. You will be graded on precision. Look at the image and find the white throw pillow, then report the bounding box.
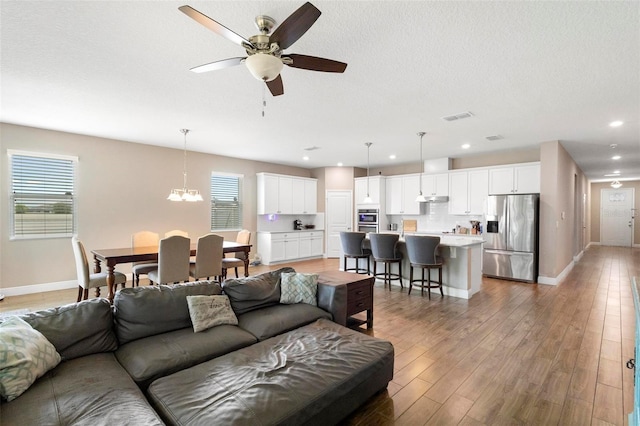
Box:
[280,272,318,306]
[186,295,238,333]
[0,316,61,401]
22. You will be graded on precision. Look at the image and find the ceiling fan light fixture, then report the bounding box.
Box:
[611,180,622,189]
[245,53,283,82]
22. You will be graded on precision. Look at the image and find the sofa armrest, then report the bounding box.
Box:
[317,282,348,326]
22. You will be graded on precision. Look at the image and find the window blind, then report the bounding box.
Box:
[10,152,77,238]
[210,173,242,231]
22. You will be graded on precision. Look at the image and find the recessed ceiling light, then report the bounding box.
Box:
[609,121,624,127]
[337,162,343,167]
[461,143,471,149]
[612,155,621,160]
[613,170,620,174]
[302,156,309,161]
[389,154,396,160]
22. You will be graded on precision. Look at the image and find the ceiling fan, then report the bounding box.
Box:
[179,2,347,96]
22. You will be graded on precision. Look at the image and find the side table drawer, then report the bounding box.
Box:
[347,281,372,315]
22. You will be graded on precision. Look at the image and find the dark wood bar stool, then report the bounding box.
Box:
[369,233,403,289]
[405,235,443,299]
[340,231,371,274]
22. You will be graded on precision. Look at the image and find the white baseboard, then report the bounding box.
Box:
[573,250,584,263]
[538,260,574,286]
[1,273,134,297]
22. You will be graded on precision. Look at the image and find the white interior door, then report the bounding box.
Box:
[600,188,634,246]
[325,190,353,258]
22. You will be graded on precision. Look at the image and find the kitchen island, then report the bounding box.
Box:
[342,233,484,299]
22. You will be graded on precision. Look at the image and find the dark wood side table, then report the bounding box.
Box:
[317,270,374,329]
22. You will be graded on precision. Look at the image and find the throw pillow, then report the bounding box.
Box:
[186,295,238,333]
[280,272,318,306]
[0,316,61,401]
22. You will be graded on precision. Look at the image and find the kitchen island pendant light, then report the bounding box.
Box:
[363,142,373,204]
[167,129,203,202]
[415,132,427,202]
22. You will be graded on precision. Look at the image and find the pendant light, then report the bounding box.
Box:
[415,132,427,202]
[167,129,203,202]
[363,142,373,203]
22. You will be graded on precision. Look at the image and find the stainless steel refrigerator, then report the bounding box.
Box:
[483,194,539,282]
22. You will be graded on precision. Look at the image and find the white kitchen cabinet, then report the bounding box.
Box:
[488,163,540,194]
[257,173,317,214]
[257,231,323,265]
[448,169,488,215]
[354,175,385,206]
[386,174,422,215]
[421,173,449,196]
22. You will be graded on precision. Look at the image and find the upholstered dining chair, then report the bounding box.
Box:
[165,229,189,238]
[405,235,443,299]
[131,231,159,287]
[221,229,251,279]
[339,231,371,274]
[369,233,403,289]
[71,237,126,302]
[189,233,224,281]
[148,235,190,285]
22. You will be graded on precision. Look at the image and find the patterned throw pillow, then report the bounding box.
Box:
[186,295,238,333]
[280,272,318,306]
[0,316,61,401]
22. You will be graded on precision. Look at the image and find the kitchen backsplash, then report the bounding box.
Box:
[257,213,325,232]
[388,203,483,233]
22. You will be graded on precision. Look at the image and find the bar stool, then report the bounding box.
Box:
[405,235,443,299]
[340,231,371,274]
[369,233,403,289]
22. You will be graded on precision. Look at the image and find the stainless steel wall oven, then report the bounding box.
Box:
[357,209,379,233]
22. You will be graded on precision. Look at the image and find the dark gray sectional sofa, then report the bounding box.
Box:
[0,267,394,425]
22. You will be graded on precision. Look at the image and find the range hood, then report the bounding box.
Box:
[421,195,449,203]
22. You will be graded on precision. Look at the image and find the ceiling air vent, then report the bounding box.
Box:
[485,135,504,141]
[441,111,474,122]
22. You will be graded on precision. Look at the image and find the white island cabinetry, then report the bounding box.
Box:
[258,231,324,265]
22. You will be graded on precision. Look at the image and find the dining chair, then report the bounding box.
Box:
[189,233,224,281]
[222,229,251,279]
[165,230,189,238]
[71,236,126,302]
[339,231,371,274]
[131,231,159,287]
[148,235,190,285]
[369,233,403,289]
[405,235,443,299]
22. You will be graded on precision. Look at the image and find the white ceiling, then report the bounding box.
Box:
[2,1,639,181]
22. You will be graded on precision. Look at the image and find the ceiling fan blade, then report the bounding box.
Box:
[270,2,321,50]
[179,5,255,49]
[266,75,284,96]
[190,57,246,73]
[285,54,347,73]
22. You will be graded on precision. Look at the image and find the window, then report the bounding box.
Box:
[210,173,242,231]
[9,150,77,239]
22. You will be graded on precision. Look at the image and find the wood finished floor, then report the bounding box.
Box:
[1,244,638,425]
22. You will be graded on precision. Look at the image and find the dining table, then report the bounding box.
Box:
[91,241,252,303]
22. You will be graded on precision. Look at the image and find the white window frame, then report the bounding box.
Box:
[210,172,243,232]
[8,150,78,240]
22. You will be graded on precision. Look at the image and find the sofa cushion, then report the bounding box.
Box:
[0,316,61,401]
[237,303,331,341]
[186,295,238,333]
[0,353,164,425]
[114,281,222,345]
[116,324,257,390]
[21,298,117,360]
[280,272,318,306]
[147,319,394,426]
[222,267,294,315]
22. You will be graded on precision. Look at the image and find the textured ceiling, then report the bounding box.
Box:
[1,1,639,181]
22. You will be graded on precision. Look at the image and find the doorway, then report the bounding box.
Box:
[325,190,352,258]
[600,187,635,246]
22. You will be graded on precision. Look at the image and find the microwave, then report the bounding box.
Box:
[358,209,379,224]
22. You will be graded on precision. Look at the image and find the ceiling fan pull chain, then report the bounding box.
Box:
[262,84,266,117]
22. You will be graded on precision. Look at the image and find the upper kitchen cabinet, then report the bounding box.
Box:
[355,175,385,207]
[448,169,488,215]
[421,173,449,197]
[488,163,540,195]
[386,174,422,215]
[257,173,317,215]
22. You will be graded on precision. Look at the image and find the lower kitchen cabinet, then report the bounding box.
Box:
[257,231,324,265]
